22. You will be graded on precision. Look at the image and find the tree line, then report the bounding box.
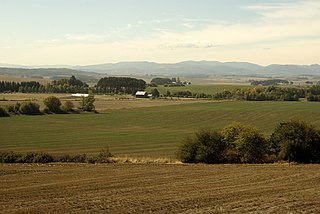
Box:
[0,76,89,93]
[250,79,290,86]
[0,76,148,95]
[0,146,112,164]
[3,75,320,102]
[0,94,96,117]
[177,121,320,164]
[161,85,320,102]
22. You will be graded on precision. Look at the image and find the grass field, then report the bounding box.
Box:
[0,93,208,111]
[1,163,319,213]
[147,84,252,95]
[1,101,320,157]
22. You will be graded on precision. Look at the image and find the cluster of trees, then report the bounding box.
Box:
[177,121,320,164]
[161,86,305,101]
[50,75,89,93]
[150,77,190,87]
[250,79,290,86]
[307,85,320,101]
[0,102,42,116]
[0,94,95,117]
[236,87,302,101]
[0,76,89,93]
[96,77,146,94]
[150,78,173,85]
[0,81,41,93]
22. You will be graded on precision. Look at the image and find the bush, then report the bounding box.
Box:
[43,96,62,113]
[177,130,228,164]
[270,120,320,163]
[62,100,74,112]
[19,102,41,115]
[0,151,54,163]
[5,103,21,114]
[221,122,267,163]
[0,106,10,117]
[177,137,199,163]
[0,151,17,162]
[33,153,54,163]
[79,93,95,112]
[151,88,160,98]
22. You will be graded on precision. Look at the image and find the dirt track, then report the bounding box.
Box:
[1,164,320,213]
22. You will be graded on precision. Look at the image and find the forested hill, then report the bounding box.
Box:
[75,61,320,77]
[0,67,101,82]
[1,61,320,78]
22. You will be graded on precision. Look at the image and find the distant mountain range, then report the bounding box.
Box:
[1,61,320,78]
[74,61,320,77]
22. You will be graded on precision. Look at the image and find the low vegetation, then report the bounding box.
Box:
[0,106,9,117]
[250,79,290,86]
[0,147,112,164]
[178,121,320,164]
[18,102,41,115]
[1,94,95,116]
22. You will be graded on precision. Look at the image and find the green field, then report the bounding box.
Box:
[147,84,252,95]
[1,101,320,157]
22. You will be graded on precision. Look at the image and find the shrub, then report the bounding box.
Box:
[0,106,10,117]
[221,122,267,163]
[5,103,21,114]
[177,137,199,163]
[0,151,17,162]
[177,130,228,164]
[235,128,267,163]
[33,153,54,163]
[62,100,74,112]
[151,88,160,98]
[19,102,41,115]
[79,93,95,112]
[43,96,62,113]
[270,120,320,163]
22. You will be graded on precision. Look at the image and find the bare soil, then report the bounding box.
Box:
[1,163,320,213]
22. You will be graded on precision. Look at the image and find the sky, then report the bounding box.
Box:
[0,0,319,66]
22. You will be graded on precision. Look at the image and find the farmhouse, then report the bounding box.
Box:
[135,91,148,98]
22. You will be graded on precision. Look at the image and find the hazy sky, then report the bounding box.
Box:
[0,0,319,65]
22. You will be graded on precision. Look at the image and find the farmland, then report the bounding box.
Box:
[1,163,320,213]
[147,84,252,95]
[1,100,320,157]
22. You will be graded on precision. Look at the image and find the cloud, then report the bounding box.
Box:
[4,0,320,65]
[161,41,220,49]
[181,23,194,29]
[245,0,320,20]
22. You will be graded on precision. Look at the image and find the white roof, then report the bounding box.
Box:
[135,91,147,95]
[72,93,89,97]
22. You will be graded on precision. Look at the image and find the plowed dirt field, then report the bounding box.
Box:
[1,163,320,213]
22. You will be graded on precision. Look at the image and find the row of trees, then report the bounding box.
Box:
[0,94,95,117]
[0,146,112,164]
[2,75,320,102]
[177,121,320,164]
[0,76,89,93]
[250,79,290,86]
[160,86,314,101]
[150,77,189,87]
